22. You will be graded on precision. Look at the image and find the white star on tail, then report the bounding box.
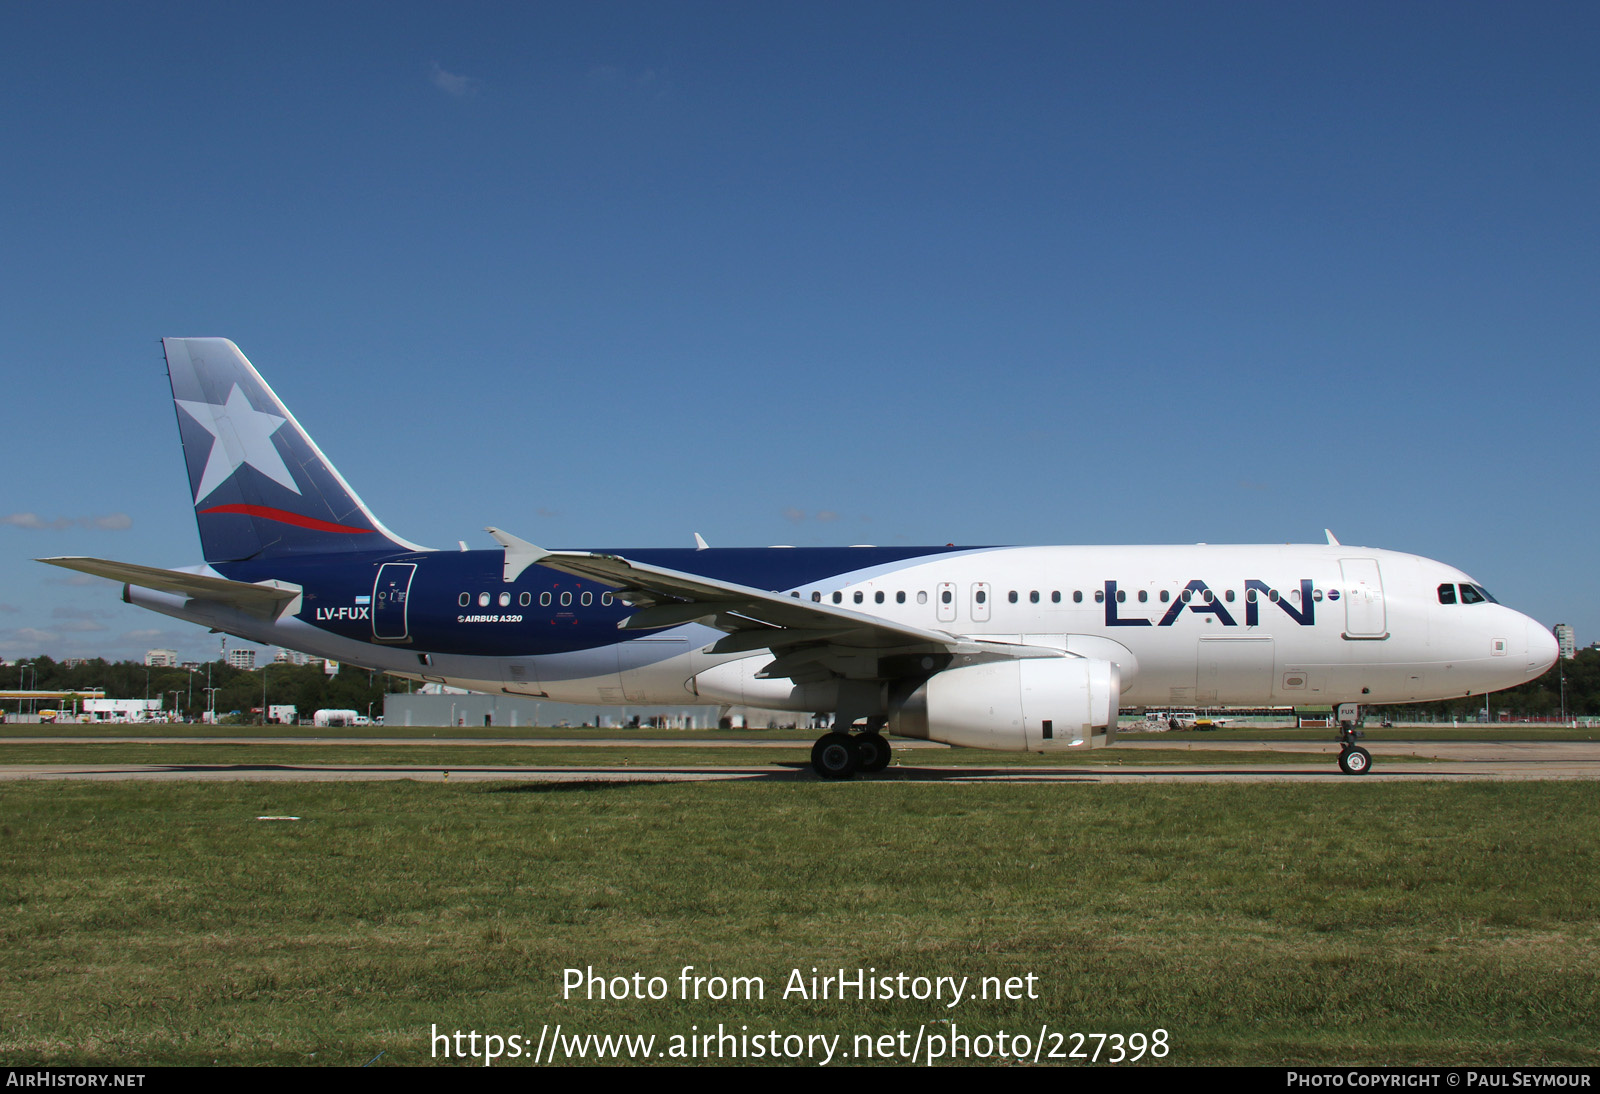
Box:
[175,384,302,503]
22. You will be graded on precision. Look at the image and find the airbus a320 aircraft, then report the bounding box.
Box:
[43,339,1559,777]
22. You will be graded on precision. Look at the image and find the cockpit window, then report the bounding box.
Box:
[1438,583,1457,605]
[1459,584,1494,605]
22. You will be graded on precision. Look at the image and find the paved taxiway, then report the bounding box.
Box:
[1,738,1597,783]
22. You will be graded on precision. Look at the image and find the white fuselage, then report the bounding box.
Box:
[129,543,1557,720]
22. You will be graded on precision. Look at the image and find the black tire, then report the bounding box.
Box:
[811,733,857,779]
[854,732,891,773]
[1338,745,1373,776]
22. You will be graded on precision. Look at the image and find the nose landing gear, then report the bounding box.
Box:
[1336,715,1372,775]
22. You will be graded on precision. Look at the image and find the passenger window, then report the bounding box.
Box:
[812,591,822,602]
[1247,589,1257,603]
[854,591,864,604]
[1438,583,1457,605]
[478,592,490,607]
[1029,590,1040,604]
[1116,589,1126,603]
[540,592,551,607]
[498,592,511,607]
[875,591,884,604]
[1095,590,1105,604]
[975,590,986,604]
[896,591,906,604]
[1271,589,1280,603]
[1181,589,1192,604]
[1160,590,1170,603]
[581,591,592,606]
[519,592,531,607]
[601,593,613,606]
[940,590,952,605]
[1137,590,1148,603]
[560,591,572,607]
[1073,591,1083,603]
[1224,589,1235,603]
[1202,589,1214,604]
[458,592,469,607]
[1008,590,1018,604]
[1312,590,1322,602]
[1051,591,1060,603]
[918,591,928,605]
[832,591,842,604]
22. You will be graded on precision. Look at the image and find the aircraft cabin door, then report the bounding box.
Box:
[1338,558,1388,639]
[372,562,417,642]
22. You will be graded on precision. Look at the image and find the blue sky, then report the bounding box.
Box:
[3,2,1596,664]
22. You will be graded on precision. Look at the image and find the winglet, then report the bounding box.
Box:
[485,527,547,583]
[694,532,709,551]
[1325,529,1341,546]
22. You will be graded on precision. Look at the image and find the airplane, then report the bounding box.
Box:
[41,338,1560,778]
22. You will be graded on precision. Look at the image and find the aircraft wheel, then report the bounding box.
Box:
[1338,746,1372,776]
[811,733,858,780]
[853,732,891,773]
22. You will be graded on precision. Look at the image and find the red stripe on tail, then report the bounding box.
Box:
[198,504,370,534]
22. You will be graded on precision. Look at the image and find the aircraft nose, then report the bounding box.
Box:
[1527,619,1560,677]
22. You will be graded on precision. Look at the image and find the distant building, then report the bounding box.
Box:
[1554,624,1576,661]
[273,648,320,666]
[227,648,257,671]
[145,649,179,667]
[63,658,91,669]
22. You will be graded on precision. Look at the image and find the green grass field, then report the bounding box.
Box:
[2,780,1596,1066]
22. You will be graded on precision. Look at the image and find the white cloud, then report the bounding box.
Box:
[0,628,59,648]
[429,61,482,97]
[2,513,72,530]
[2,512,133,531]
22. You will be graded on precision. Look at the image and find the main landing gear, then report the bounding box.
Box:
[810,721,893,779]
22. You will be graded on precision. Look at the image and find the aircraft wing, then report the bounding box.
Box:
[38,557,302,620]
[488,529,1069,682]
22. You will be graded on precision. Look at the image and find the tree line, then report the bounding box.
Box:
[5,656,405,721]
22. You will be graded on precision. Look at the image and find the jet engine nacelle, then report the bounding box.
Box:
[888,656,1121,751]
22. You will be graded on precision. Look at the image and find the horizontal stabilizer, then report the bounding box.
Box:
[38,557,301,619]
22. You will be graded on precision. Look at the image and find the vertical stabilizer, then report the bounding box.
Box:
[163,337,427,562]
